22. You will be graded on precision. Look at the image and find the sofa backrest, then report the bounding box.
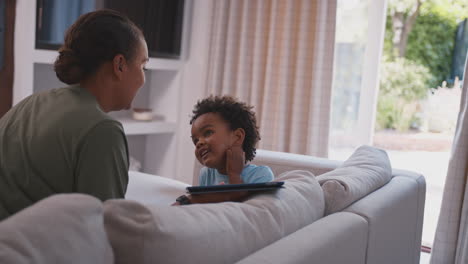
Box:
[192,149,341,185]
[0,194,114,264]
[103,170,324,264]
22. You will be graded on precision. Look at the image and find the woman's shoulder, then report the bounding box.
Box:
[41,86,123,137]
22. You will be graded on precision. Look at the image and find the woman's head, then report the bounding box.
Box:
[54,9,149,111]
[190,96,260,168]
[54,9,144,84]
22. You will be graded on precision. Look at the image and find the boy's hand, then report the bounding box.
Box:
[226,146,245,184]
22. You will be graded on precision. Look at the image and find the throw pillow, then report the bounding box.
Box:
[315,145,392,215]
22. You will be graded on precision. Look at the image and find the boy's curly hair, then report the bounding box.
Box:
[190,95,260,162]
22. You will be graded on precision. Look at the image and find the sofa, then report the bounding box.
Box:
[0,146,425,264]
[239,147,426,264]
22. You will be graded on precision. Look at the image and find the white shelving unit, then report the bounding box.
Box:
[32,49,57,64]
[32,49,184,71]
[13,1,193,178]
[119,118,177,136]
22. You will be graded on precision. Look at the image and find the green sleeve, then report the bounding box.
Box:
[74,121,129,200]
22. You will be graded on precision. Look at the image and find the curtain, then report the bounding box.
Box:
[430,54,468,263]
[204,0,337,157]
[0,0,15,118]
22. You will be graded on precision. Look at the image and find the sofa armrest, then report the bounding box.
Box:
[253,149,342,177]
[343,173,426,264]
[236,212,368,264]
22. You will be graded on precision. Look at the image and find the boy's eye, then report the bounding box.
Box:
[192,138,198,145]
[204,130,214,137]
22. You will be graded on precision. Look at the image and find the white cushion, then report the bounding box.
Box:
[0,194,113,264]
[126,171,189,205]
[315,145,392,215]
[253,149,341,177]
[103,170,324,264]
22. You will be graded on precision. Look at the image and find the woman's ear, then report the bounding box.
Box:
[232,128,245,147]
[112,54,126,80]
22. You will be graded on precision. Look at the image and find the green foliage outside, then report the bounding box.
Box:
[377,57,431,130]
[383,14,395,60]
[378,0,467,131]
[406,5,458,88]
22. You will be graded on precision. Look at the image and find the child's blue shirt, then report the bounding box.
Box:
[198,164,274,186]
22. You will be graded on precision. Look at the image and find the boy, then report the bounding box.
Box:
[174,96,273,205]
[191,95,274,186]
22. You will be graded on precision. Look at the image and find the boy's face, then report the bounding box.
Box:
[191,113,235,172]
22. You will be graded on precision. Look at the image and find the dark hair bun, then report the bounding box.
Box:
[54,48,84,85]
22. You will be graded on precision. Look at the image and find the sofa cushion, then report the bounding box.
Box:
[125,171,189,205]
[103,170,324,264]
[0,194,113,264]
[315,145,392,215]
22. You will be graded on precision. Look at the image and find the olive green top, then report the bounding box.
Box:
[0,85,129,220]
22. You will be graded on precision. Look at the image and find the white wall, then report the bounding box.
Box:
[174,0,213,184]
[13,0,36,104]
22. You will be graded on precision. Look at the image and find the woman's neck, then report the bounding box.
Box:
[80,70,115,112]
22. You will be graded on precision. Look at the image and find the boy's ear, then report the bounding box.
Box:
[232,128,245,147]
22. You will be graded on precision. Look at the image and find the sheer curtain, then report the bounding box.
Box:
[430,54,468,264]
[204,0,336,157]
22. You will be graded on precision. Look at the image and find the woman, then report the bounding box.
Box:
[0,9,149,220]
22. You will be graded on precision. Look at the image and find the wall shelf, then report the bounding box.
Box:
[32,49,182,71]
[146,58,183,71]
[119,118,177,135]
[33,49,57,64]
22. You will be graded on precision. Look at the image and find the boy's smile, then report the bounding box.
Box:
[191,113,234,173]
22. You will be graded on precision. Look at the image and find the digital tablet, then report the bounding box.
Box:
[187,181,285,194]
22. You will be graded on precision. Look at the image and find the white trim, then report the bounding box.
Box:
[119,118,177,135]
[174,0,214,184]
[356,0,388,145]
[33,49,58,64]
[145,58,183,71]
[32,49,183,71]
[13,0,36,104]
